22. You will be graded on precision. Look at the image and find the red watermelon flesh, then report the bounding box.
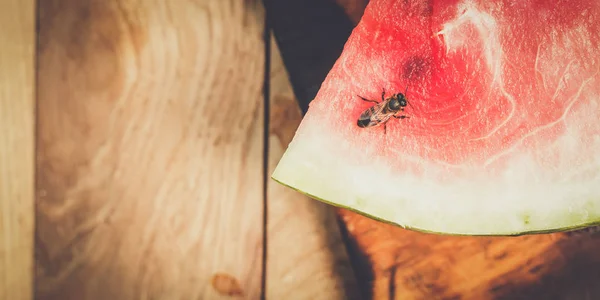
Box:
[272,0,600,235]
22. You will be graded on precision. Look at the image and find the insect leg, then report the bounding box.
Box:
[381,88,386,101]
[357,95,378,103]
[383,123,387,134]
[393,115,410,119]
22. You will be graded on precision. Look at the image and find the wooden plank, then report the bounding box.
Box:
[339,210,600,299]
[330,1,600,299]
[266,36,360,299]
[0,0,35,299]
[36,1,265,299]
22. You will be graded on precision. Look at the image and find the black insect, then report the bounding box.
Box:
[356,87,414,134]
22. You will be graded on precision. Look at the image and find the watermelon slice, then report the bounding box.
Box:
[272,0,600,235]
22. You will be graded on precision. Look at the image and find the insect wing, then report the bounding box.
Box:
[358,101,390,127]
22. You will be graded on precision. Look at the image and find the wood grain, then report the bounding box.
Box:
[266,36,360,299]
[0,0,35,299]
[332,1,600,299]
[339,211,600,300]
[36,1,265,299]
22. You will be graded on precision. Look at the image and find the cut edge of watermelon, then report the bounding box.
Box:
[272,119,600,236]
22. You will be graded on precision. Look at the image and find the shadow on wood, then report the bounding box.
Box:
[338,209,600,300]
[267,34,360,299]
[491,233,600,300]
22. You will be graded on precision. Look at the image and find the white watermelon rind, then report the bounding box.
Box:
[272,121,600,236]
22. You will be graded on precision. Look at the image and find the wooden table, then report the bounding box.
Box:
[2,0,600,299]
[34,0,357,299]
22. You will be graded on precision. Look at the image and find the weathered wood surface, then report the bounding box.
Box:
[0,0,35,299]
[36,0,265,299]
[339,211,600,300]
[332,1,600,299]
[267,35,360,299]
[35,0,363,299]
